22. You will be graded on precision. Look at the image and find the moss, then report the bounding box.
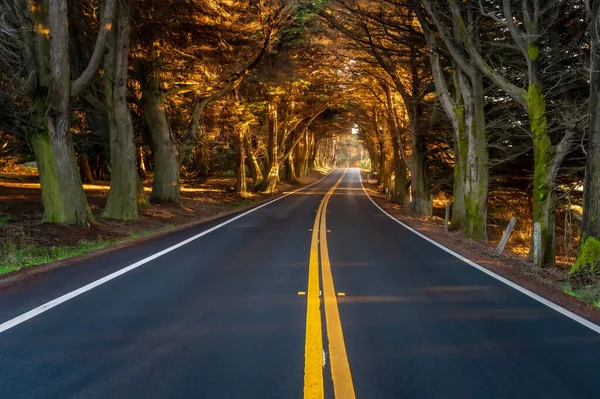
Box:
[30,131,63,223]
[527,43,539,61]
[451,105,468,229]
[571,236,600,275]
[526,84,554,263]
[453,13,467,41]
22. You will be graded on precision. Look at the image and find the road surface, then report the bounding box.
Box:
[1,168,600,398]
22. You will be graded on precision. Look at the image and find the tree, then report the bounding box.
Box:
[413,0,489,240]
[133,0,283,202]
[572,0,600,280]
[103,0,148,219]
[0,0,115,224]
[422,0,584,264]
[325,0,435,216]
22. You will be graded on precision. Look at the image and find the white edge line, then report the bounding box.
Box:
[358,171,600,335]
[0,172,333,334]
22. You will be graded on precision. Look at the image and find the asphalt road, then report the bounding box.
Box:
[2,168,600,398]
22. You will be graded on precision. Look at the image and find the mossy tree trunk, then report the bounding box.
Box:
[413,2,489,239]
[44,0,95,224]
[526,83,556,265]
[24,0,113,224]
[30,122,64,223]
[103,1,141,220]
[425,0,578,264]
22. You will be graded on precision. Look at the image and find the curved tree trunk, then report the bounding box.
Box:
[244,135,262,187]
[140,55,180,203]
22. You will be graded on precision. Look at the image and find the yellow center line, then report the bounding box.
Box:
[303,185,327,399]
[304,169,355,399]
[320,170,356,399]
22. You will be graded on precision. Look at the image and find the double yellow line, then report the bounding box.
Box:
[304,169,355,399]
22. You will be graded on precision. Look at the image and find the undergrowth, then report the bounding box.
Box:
[562,282,600,308]
[0,240,108,275]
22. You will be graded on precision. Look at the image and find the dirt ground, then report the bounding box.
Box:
[0,169,328,250]
[363,182,600,324]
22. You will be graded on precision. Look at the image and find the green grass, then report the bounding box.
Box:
[0,215,10,226]
[562,281,600,308]
[0,222,184,276]
[127,227,164,240]
[0,240,108,275]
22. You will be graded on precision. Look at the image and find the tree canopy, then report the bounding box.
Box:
[0,0,599,283]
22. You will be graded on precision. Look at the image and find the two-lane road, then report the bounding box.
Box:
[1,168,600,398]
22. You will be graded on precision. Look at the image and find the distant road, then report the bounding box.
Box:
[1,168,600,398]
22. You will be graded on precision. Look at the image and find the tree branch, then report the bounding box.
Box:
[71,0,116,97]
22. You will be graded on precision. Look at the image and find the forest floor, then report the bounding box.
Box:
[0,167,330,276]
[363,179,600,323]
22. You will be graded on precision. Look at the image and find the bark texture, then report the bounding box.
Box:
[103,1,141,220]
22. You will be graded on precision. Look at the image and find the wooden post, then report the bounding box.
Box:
[495,217,517,256]
[444,203,450,232]
[533,222,542,267]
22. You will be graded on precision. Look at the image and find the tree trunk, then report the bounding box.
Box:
[140,54,180,203]
[257,96,279,193]
[235,126,247,194]
[287,151,300,183]
[137,175,150,210]
[452,107,468,230]
[309,137,319,170]
[377,140,385,186]
[572,4,600,280]
[391,153,408,204]
[526,84,556,265]
[412,0,488,236]
[459,71,488,240]
[79,153,94,184]
[244,135,262,187]
[96,157,106,180]
[44,0,93,225]
[138,146,147,179]
[30,126,64,223]
[103,2,140,220]
[407,104,430,215]
[300,132,313,177]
